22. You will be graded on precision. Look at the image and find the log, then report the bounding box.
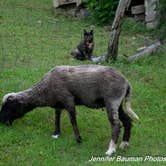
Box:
[106,0,131,62]
[131,5,145,15]
[128,41,161,62]
[53,0,81,8]
[134,14,145,21]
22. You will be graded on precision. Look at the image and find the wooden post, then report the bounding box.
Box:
[106,0,131,62]
[145,0,159,29]
[76,0,82,6]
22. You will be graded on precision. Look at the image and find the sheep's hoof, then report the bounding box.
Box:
[52,134,60,139]
[105,148,116,156]
[76,136,82,143]
[119,141,129,149]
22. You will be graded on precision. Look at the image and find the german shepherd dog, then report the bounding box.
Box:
[71,29,94,60]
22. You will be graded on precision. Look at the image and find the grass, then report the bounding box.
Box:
[0,0,166,165]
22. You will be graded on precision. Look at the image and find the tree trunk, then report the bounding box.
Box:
[106,0,131,62]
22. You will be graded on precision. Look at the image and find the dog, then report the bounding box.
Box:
[71,29,94,60]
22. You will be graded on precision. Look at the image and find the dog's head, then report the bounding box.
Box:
[0,93,27,126]
[83,29,93,44]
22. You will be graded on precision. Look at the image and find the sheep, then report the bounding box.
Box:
[0,65,139,156]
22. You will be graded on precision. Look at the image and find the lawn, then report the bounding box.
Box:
[0,0,165,165]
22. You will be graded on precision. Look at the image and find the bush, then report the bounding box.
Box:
[85,0,119,24]
[156,0,166,39]
[159,0,166,23]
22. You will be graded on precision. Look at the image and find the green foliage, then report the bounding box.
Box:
[155,0,166,39]
[122,18,147,34]
[159,0,166,23]
[85,0,119,24]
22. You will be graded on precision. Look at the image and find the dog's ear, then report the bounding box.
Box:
[90,30,93,35]
[84,29,87,35]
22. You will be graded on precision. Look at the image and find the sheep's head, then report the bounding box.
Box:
[0,93,26,126]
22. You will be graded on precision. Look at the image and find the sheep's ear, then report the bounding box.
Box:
[6,94,20,105]
[3,93,17,104]
[7,96,14,102]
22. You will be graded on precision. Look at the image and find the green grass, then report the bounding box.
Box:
[0,0,166,165]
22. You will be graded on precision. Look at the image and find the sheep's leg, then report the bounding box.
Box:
[118,104,132,149]
[105,100,121,156]
[67,107,82,143]
[52,109,62,139]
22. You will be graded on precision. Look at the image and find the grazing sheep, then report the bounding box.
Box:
[0,65,139,156]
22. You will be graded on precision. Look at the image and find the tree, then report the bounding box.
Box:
[106,0,131,62]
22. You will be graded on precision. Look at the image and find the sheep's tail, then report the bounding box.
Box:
[124,85,139,120]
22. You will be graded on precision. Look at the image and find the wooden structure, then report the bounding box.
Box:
[53,0,159,29]
[131,5,145,21]
[130,0,159,29]
[53,0,82,8]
